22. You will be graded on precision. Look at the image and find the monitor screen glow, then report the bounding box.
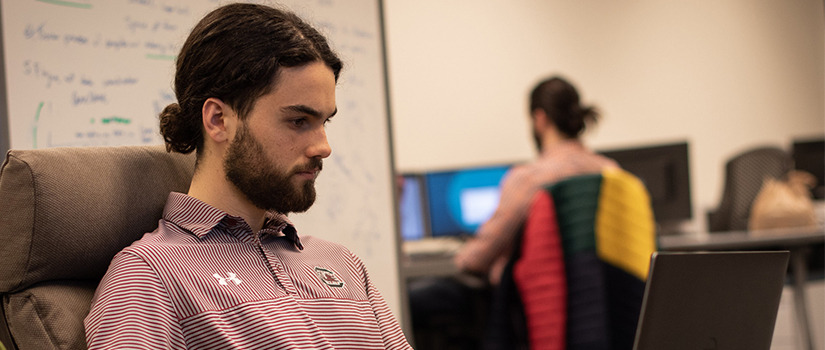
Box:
[399,175,427,241]
[426,165,510,237]
[459,186,501,226]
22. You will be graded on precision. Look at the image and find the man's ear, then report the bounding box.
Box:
[531,108,548,133]
[202,98,234,144]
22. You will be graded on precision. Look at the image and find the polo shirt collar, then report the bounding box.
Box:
[162,192,303,250]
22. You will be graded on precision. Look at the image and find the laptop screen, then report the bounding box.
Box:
[633,251,789,350]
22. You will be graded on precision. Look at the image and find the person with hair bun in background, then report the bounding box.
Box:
[455,76,618,284]
[409,76,617,348]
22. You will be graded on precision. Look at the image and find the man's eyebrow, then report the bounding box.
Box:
[283,105,338,118]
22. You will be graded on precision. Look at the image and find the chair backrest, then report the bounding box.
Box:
[0,145,195,350]
[512,169,657,350]
[708,147,792,232]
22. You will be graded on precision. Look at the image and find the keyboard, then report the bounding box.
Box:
[403,237,465,259]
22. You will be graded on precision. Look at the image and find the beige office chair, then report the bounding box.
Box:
[0,145,195,350]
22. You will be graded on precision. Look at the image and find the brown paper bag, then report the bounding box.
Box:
[748,170,818,233]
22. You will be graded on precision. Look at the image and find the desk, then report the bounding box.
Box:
[660,227,825,350]
[402,227,824,279]
[658,227,824,251]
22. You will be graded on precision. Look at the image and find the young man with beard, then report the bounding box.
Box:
[84,4,411,349]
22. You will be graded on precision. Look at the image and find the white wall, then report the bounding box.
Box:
[383,0,825,232]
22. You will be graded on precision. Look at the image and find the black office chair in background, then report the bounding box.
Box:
[707,146,793,232]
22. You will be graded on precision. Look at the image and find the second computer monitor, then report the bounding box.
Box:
[598,141,692,227]
[792,138,825,199]
[425,165,511,238]
[399,174,428,241]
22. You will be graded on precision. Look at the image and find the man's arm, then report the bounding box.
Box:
[454,167,535,277]
[84,252,185,349]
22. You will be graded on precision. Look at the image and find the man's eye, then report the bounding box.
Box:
[291,118,307,127]
[324,117,334,125]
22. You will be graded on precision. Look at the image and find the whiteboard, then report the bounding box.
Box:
[0,0,402,319]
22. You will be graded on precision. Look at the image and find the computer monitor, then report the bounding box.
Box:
[398,174,429,241]
[425,165,511,238]
[792,138,824,199]
[598,142,692,230]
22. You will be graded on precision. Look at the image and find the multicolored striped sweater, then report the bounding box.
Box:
[512,168,657,350]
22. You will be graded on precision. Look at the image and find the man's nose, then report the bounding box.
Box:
[307,127,332,159]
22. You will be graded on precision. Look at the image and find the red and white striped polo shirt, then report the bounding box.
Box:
[84,192,411,349]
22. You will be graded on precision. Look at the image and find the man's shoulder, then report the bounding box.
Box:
[503,163,534,181]
[115,220,194,257]
[501,162,549,187]
[299,235,354,255]
[297,235,368,266]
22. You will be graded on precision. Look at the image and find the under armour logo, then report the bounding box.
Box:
[213,272,242,286]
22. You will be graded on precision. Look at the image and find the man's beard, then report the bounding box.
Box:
[224,124,322,214]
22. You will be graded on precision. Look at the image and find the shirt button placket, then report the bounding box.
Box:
[252,241,284,290]
[256,240,297,295]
